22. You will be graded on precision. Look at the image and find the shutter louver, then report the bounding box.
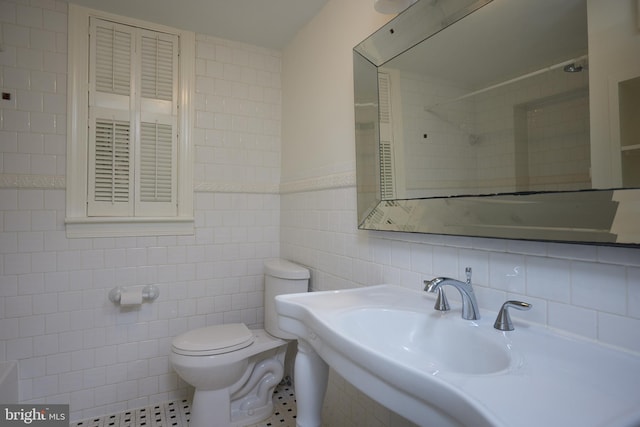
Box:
[379,74,391,126]
[378,73,396,199]
[140,122,173,202]
[95,24,131,96]
[94,119,131,202]
[141,34,175,101]
[379,141,395,200]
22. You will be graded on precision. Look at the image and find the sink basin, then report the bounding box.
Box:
[276,284,640,427]
[335,308,512,375]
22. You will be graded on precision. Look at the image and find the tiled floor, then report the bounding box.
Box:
[71,384,297,427]
[255,384,297,427]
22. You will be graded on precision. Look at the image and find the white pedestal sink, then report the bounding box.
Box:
[275,285,640,427]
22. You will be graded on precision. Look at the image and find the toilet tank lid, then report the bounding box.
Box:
[264,259,310,280]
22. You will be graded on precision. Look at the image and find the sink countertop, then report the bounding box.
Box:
[276,285,640,427]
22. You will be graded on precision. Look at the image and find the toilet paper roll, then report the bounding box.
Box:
[119,287,143,306]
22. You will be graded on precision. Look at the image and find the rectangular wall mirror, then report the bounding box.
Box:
[354,0,640,245]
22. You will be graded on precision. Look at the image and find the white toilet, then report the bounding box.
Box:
[170,259,310,427]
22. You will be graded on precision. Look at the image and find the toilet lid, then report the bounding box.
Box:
[171,323,255,356]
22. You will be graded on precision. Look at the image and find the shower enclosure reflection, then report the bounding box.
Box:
[380,60,591,199]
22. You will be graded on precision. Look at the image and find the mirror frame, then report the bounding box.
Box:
[353,0,640,246]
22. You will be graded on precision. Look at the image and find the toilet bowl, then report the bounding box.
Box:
[170,259,310,427]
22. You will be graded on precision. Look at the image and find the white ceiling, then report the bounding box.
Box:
[64,0,329,50]
[386,0,588,90]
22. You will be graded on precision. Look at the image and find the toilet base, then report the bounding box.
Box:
[189,389,277,427]
[182,331,287,427]
[231,400,275,427]
[229,354,284,425]
[189,388,279,427]
[190,389,232,427]
[188,354,283,427]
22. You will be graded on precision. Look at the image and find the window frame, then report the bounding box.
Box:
[66,5,194,237]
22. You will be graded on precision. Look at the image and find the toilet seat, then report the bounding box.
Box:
[171,323,255,356]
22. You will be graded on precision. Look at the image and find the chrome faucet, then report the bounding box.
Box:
[423,267,480,320]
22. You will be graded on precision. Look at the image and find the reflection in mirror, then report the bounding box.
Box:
[377,0,590,199]
[620,76,640,186]
[354,0,640,245]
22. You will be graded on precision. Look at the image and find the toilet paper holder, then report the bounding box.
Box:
[108,284,160,305]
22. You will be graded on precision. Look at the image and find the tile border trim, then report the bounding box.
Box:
[0,173,357,194]
[0,174,66,189]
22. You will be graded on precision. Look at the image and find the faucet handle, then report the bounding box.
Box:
[493,300,532,331]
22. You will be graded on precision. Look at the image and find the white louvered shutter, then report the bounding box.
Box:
[135,30,178,217]
[140,32,175,101]
[90,117,131,204]
[87,19,178,217]
[88,19,135,216]
[378,72,396,200]
[94,23,131,96]
[136,118,177,216]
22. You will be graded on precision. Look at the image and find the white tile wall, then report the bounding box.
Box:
[193,34,282,187]
[397,70,477,198]
[396,64,591,196]
[1,0,282,421]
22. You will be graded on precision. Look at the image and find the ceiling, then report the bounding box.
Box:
[64,0,329,50]
[386,0,588,90]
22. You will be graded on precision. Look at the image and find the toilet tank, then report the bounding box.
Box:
[264,258,310,339]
